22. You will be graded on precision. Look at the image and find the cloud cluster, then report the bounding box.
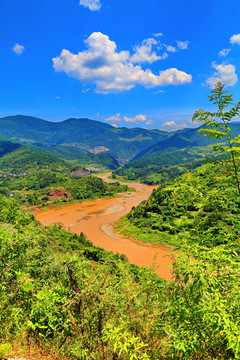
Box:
[164,45,176,52]
[161,120,191,131]
[230,34,240,45]
[146,119,155,125]
[105,113,121,123]
[206,62,237,88]
[131,38,167,64]
[53,32,192,94]
[104,113,155,125]
[153,33,163,37]
[12,43,24,55]
[79,0,101,11]
[176,41,189,50]
[124,114,146,123]
[206,33,240,88]
[219,48,231,57]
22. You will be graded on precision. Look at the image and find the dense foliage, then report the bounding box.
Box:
[44,145,120,170]
[0,189,240,359]
[118,161,240,247]
[193,82,240,195]
[1,85,240,359]
[114,149,211,184]
[1,170,128,205]
[0,138,72,174]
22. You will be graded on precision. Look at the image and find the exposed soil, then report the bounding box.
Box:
[47,189,68,199]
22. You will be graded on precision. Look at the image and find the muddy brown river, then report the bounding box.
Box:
[36,175,172,279]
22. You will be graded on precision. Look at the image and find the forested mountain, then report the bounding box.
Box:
[117,161,240,247]
[0,136,72,173]
[114,123,240,184]
[0,115,172,163]
[43,145,120,169]
[1,85,240,359]
[0,135,119,172]
[132,123,240,161]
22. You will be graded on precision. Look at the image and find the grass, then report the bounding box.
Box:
[114,216,180,248]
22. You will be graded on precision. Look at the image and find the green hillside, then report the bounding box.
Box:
[132,123,240,161]
[116,161,240,248]
[114,122,240,184]
[45,145,120,169]
[114,146,215,184]
[1,160,240,359]
[0,115,172,163]
[0,137,72,173]
[0,135,22,156]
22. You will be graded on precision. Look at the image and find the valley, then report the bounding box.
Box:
[36,176,172,279]
[0,86,240,360]
[2,0,240,358]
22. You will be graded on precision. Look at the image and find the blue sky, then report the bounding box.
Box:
[1,0,240,130]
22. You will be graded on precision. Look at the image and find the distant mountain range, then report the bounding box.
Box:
[113,122,240,184]
[132,123,240,162]
[0,115,172,164]
[2,115,239,173]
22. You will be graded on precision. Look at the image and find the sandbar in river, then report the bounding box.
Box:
[36,179,172,279]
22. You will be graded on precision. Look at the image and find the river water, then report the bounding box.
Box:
[36,176,172,279]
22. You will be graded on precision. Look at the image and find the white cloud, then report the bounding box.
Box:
[219,48,231,57]
[79,0,101,11]
[105,113,155,125]
[155,89,164,94]
[55,96,60,99]
[12,43,24,55]
[131,38,167,64]
[165,45,176,52]
[230,34,240,45]
[124,114,147,124]
[162,120,176,127]
[206,62,238,88]
[53,32,192,94]
[105,113,121,122]
[111,124,118,128]
[81,88,90,93]
[176,40,189,50]
[153,33,163,37]
[161,120,189,131]
[146,119,155,125]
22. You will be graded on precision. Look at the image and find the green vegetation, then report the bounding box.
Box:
[114,96,240,184]
[45,145,120,170]
[0,115,172,163]
[0,184,240,359]
[0,195,166,359]
[118,161,240,247]
[1,85,240,359]
[1,170,128,205]
[0,136,73,173]
[193,81,240,194]
[118,84,240,246]
[114,148,212,184]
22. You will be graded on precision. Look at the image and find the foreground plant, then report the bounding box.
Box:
[193,81,240,194]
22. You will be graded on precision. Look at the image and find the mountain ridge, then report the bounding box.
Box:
[0,115,173,163]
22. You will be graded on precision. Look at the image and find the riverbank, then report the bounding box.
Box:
[36,178,172,279]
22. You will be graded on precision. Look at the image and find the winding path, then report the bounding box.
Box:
[36,175,172,279]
